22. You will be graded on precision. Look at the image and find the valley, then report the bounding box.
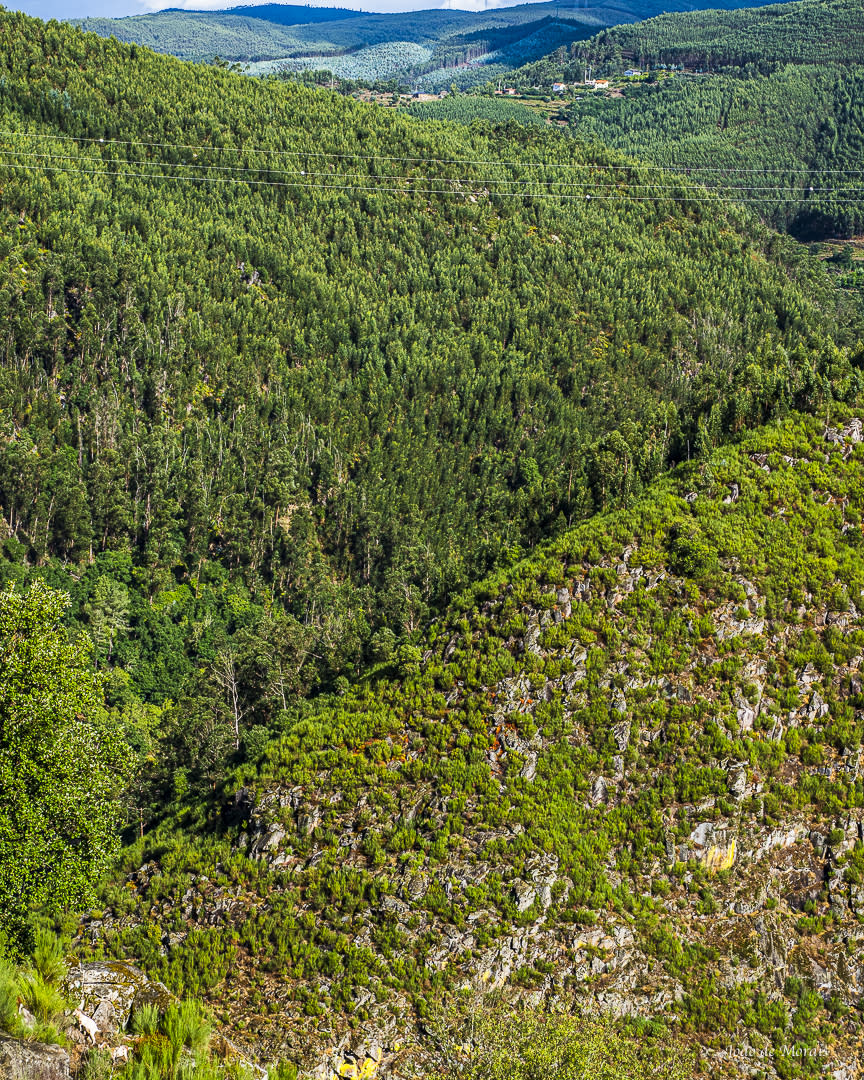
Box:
[0,1,863,1078]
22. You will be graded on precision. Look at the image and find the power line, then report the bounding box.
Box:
[1,146,858,196]
[2,158,864,205]
[1,127,863,177]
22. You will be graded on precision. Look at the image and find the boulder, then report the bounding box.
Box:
[512,881,537,913]
[65,961,172,1035]
[0,1036,69,1080]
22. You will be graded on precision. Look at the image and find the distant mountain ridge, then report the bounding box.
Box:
[160,3,363,24]
[73,0,802,74]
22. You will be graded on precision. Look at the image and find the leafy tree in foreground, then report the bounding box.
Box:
[0,582,129,950]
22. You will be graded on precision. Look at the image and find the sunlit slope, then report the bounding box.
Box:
[88,409,864,1079]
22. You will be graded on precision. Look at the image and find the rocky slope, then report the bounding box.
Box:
[81,407,864,1079]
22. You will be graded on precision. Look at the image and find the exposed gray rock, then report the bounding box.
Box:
[522,621,542,655]
[687,821,736,871]
[753,825,807,860]
[91,999,117,1037]
[735,696,760,730]
[611,719,630,750]
[65,961,171,1032]
[825,419,862,447]
[250,824,285,857]
[297,808,320,836]
[513,881,537,912]
[0,1036,69,1080]
[727,765,750,800]
[520,752,538,782]
[590,776,607,805]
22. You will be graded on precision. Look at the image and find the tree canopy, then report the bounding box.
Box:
[0,581,129,949]
[0,7,859,805]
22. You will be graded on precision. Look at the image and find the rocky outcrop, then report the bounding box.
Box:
[65,961,172,1039]
[0,1037,69,1080]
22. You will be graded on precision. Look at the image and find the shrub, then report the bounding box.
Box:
[131,1003,160,1036]
[162,1000,211,1058]
[32,930,66,986]
[80,1049,114,1080]
[0,958,22,1036]
[424,997,694,1079]
[18,970,68,1025]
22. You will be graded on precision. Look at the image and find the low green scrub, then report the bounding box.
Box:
[0,931,72,1044]
[424,998,693,1079]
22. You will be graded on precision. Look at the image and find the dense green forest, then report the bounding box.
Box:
[0,8,859,811]
[507,0,864,239]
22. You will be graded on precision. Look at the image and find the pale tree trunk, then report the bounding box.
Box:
[214,649,243,750]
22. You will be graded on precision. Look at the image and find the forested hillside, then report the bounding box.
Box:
[1,6,864,1079]
[511,0,864,239]
[73,0,800,79]
[565,64,864,238]
[574,0,864,71]
[80,408,864,1079]
[0,8,858,805]
[519,0,864,77]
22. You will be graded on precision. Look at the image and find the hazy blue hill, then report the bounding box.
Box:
[71,11,345,61]
[72,0,803,69]
[72,6,552,63]
[185,3,363,24]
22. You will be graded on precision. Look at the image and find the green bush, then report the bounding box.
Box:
[131,1003,161,1036]
[0,959,22,1036]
